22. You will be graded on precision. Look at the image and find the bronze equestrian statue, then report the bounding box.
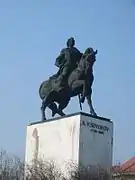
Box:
[39,38,97,121]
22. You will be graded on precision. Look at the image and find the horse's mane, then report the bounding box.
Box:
[76,47,96,72]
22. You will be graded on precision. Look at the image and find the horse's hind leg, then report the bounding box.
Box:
[48,102,66,117]
[48,102,58,117]
[58,98,70,115]
[41,98,48,121]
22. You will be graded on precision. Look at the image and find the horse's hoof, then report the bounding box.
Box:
[90,111,97,117]
[42,118,46,121]
[52,111,56,117]
[94,113,97,117]
[80,96,85,103]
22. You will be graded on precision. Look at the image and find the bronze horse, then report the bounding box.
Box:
[39,47,97,121]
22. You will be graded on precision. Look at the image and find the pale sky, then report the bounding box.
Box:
[0,0,135,164]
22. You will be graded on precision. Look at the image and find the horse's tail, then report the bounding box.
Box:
[39,81,45,100]
[39,79,52,100]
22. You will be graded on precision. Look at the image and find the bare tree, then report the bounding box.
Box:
[25,160,65,180]
[0,149,24,180]
[66,162,111,180]
[0,149,111,180]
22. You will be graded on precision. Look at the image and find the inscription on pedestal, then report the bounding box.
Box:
[80,120,109,135]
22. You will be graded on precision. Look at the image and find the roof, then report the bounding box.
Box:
[113,156,135,173]
[112,165,121,173]
[120,156,135,173]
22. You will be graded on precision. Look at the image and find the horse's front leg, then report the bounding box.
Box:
[86,89,97,116]
[69,79,86,104]
[80,80,87,103]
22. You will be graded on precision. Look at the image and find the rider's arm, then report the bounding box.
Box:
[73,47,83,56]
[62,51,71,67]
[55,49,65,68]
[73,47,83,65]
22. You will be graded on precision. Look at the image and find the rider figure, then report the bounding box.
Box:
[55,37,82,87]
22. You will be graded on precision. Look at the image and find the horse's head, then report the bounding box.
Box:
[83,47,97,65]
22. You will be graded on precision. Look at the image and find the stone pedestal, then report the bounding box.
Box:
[25,112,113,172]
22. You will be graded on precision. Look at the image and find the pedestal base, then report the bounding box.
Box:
[25,112,113,173]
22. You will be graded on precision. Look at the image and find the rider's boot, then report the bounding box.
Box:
[80,96,85,103]
[80,94,85,103]
[59,75,65,86]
